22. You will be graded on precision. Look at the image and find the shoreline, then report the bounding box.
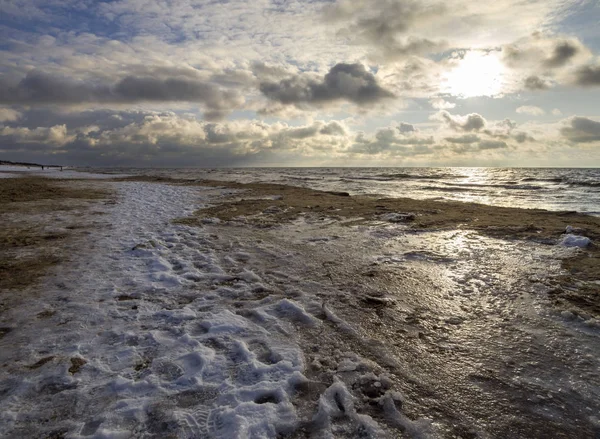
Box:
[3,172,599,319]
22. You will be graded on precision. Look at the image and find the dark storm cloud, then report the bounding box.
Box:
[561,116,600,143]
[0,70,243,117]
[573,65,600,87]
[524,75,550,90]
[259,63,394,107]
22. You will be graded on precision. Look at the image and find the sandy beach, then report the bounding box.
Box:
[1,171,599,438]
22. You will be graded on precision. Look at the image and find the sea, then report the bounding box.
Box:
[97,167,600,216]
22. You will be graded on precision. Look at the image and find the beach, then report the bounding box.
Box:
[1,168,599,438]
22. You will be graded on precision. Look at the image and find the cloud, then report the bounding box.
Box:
[512,131,535,143]
[323,0,448,60]
[573,65,600,87]
[374,57,446,99]
[478,139,508,150]
[552,108,562,116]
[0,109,356,166]
[560,116,600,143]
[0,107,572,166]
[0,108,22,122]
[276,121,347,140]
[322,0,580,61]
[524,75,550,90]
[319,121,347,136]
[348,127,436,155]
[398,122,417,133]
[445,134,480,144]
[348,116,519,158]
[516,105,545,116]
[502,35,590,70]
[259,63,394,108]
[0,124,73,146]
[430,98,455,110]
[478,118,535,143]
[543,40,581,68]
[114,76,242,108]
[437,111,487,132]
[0,70,244,119]
[502,34,597,91]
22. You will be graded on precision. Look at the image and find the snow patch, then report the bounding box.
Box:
[380,212,416,223]
[560,234,591,247]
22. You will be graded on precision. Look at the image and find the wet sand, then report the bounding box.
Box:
[168,178,600,438]
[0,177,109,293]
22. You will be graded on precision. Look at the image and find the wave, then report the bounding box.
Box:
[421,185,487,193]
[520,176,600,188]
[442,182,543,191]
[570,180,600,188]
[521,177,566,183]
[341,172,465,182]
[283,175,325,181]
[375,172,463,180]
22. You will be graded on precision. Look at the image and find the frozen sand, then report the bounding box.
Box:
[1,173,599,438]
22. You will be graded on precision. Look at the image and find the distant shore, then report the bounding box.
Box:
[0,160,65,170]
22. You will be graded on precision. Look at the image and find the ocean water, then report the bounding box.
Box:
[103,167,600,216]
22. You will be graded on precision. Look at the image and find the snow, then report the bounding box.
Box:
[0,180,311,437]
[311,378,385,437]
[560,233,592,247]
[379,212,416,223]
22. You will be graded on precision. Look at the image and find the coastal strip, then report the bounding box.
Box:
[1,173,599,438]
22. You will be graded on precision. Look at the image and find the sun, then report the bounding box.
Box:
[443,51,506,98]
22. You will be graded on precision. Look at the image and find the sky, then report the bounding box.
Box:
[1,0,600,167]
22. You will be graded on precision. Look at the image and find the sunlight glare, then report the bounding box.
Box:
[443,51,506,98]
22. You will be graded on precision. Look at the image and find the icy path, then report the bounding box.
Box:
[1,181,418,438]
